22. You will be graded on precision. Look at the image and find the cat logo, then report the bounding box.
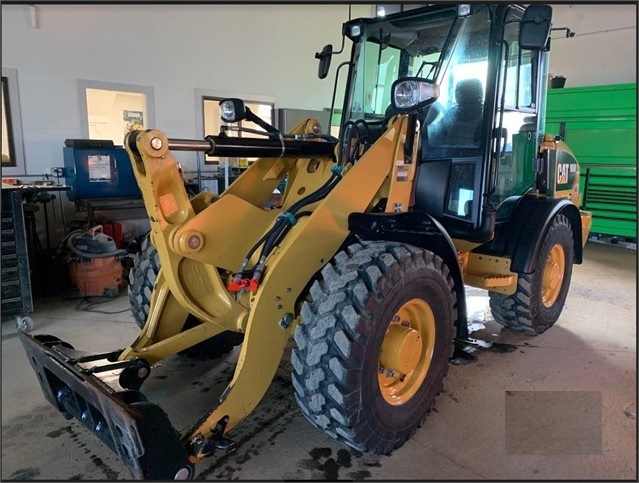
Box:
[557,163,569,184]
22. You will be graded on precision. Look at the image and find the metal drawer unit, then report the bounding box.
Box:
[1,189,33,321]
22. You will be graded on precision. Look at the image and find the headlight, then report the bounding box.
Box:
[219,98,247,123]
[391,77,440,113]
[458,4,472,16]
[344,21,363,41]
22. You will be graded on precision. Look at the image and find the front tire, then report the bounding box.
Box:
[292,241,456,454]
[489,213,574,334]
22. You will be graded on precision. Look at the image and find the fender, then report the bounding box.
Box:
[348,210,469,339]
[477,195,583,274]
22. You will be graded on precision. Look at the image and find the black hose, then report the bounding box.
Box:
[287,173,340,215]
[233,170,343,285]
[258,175,340,262]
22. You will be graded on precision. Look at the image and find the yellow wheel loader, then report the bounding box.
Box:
[21,4,591,479]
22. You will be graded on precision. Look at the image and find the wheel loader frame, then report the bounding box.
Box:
[21,115,421,478]
[120,118,415,455]
[19,3,593,480]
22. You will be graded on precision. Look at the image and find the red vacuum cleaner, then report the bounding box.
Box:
[67,225,128,297]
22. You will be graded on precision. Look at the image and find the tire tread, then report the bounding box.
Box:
[293,240,456,454]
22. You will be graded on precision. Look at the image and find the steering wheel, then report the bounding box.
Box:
[341,119,372,164]
[354,119,371,154]
[341,120,360,164]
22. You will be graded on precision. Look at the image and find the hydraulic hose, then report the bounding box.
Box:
[256,172,342,262]
[230,167,344,292]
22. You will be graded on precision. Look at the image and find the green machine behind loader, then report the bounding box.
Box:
[20,4,591,479]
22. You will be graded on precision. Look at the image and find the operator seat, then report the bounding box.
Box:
[438,78,484,147]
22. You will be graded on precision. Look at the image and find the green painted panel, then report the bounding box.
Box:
[546,83,637,239]
[545,128,636,162]
[546,83,636,120]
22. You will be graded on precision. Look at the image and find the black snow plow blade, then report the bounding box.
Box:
[19,332,193,480]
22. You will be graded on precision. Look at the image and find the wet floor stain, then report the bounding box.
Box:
[46,425,74,438]
[336,448,352,468]
[90,455,119,479]
[4,409,123,480]
[9,467,40,480]
[349,469,373,479]
[486,342,518,353]
[297,447,376,480]
[451,338,520,364]
[194,375,299,480]
[298,448,337,479]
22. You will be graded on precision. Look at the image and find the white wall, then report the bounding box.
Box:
[549,4,636,87]
[1,3,373,176]
[2,4,636,177]
[1,3,636,248]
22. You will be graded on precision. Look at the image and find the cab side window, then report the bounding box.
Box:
[494,10,540,201]
[500,14,538,152]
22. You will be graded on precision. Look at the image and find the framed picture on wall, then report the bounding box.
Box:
[123,109,144,134]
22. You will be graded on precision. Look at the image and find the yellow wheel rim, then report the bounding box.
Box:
[378,298,435,406]
[541,243,565,308]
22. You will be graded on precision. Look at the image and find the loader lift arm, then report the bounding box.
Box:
[20,113,413,478]
[20,119,345,477]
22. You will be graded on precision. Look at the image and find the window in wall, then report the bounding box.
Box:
[78,80,155,146]
[1,68,26,176]
[2,77,16,167]
[202,97,274,165]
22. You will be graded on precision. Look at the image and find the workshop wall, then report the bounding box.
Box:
[1,4,371,176]
[549,4,636,87]
[2,3,636,176]
[1,3,636,254]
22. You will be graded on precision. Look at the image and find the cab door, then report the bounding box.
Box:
[416,5,493,238]
[492,6,543,211]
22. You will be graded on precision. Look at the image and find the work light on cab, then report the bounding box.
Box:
[392,77,440,114]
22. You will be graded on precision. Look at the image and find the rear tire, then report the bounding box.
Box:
[128,236,243,359]
[128,236,160,330]
[292,241,456,454]
[489,213,574,334]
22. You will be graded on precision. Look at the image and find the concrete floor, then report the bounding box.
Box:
[1,241,636,480]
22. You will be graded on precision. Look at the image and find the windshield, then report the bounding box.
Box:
[347,7,460,120]
[345,6,492,128]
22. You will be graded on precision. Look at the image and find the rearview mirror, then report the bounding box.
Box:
[315,44,333,80]
[519,4,552,50]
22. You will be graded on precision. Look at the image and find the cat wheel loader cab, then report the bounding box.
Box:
[20,4,592,480]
